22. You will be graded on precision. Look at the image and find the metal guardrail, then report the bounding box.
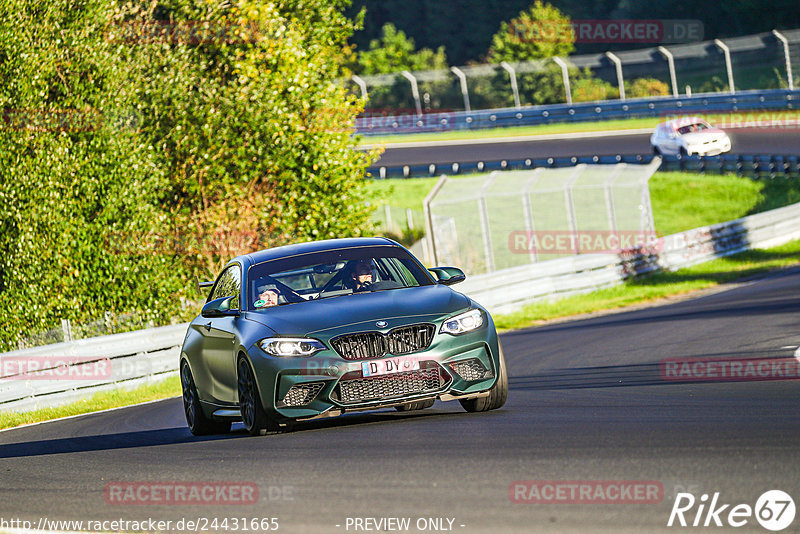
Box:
[357,89,800,136]
[0,324,187,412]
[371,153,800,179]
[2,198,799,412]
[458,200,800,315]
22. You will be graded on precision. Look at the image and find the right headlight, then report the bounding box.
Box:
[440,309,484,335]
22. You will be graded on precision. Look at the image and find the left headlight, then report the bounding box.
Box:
[259,337,326,357]
[440,309,484,335]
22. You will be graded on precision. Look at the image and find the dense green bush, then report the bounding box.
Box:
[0,0,379,350]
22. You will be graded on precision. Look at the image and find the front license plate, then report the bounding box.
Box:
[362,357,420,377]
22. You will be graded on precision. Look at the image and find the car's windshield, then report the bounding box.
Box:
[247,246,433,309]
[677,122,710,135]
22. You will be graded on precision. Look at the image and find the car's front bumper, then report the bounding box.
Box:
[247,315,501,421]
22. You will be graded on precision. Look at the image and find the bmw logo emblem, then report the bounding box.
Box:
[376,321,388,328]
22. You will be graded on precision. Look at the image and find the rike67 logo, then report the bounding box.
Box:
[668,490,796,531]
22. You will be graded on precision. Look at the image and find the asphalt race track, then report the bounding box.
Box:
[2,267,799,533]
[373,127,800,167]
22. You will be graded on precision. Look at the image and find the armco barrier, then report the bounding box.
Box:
[370,153,800,179]
[357,89,800,136]
[458,201,800,315]
[0,324,187,412]
[2,200,800,412]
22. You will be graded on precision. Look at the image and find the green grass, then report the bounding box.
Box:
[650,172,764,235]
[0,374,180,430]
[493,238,800,331]
[359,110,800,145]
[368,171,800,237]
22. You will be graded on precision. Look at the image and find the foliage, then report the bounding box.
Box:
[487,1,574,63]
[0,0,380,351]
[627,77,670,98]
[355,23,447,75]
[572,75,620,102]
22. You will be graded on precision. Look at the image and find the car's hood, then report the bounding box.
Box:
[244,284,471,336]
[682,129,727,144]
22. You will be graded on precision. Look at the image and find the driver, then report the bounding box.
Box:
[255,287,280,308]
[351,261,374,292]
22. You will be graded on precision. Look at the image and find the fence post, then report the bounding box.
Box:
[714,39,736,94]
[500,62,522,109]
[450,66,471,112]
[406,208,414,230]
[61,318,73,342]
[423,175,449,266]
[772,30,794,90]
[478,173,499,272]
[400,70,423,117]
[351,75,368,101]
[657,46,679,97]
[522,168,544,263]
[563,165,585,254]
[605,52,625,101]
[384,204,393,233]
[552,57,573,105]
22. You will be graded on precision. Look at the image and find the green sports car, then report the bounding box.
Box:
[180,237,507,436]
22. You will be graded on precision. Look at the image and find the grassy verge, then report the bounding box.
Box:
[493,239,800,331]
[0,374,180,430]
[368,172,800,237]
[359,110,800,145]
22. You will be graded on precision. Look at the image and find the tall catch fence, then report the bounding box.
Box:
[352,28,800,128]
[423,160,660,275]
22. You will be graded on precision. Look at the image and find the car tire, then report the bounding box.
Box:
[395,398,436,411]
[181,361,231,436]
[459,342,508,413]
[237,357,280,436]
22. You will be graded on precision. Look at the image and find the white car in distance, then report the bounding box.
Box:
[651,117,732,156]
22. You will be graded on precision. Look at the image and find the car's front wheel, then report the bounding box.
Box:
[181,361,231,436]
[237,357,280,436]
[460,343,508,413]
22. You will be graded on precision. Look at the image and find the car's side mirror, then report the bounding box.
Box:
[428,267,466,286]
[201,296,240,318]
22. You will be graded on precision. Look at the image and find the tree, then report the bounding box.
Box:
[487,1,575,63]
[0,0,380,350]
[355,23,447,75]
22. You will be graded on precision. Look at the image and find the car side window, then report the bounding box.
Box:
[211,265,241,310]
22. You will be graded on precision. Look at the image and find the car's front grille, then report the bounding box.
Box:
[331,332,386,360]
[331,323,435,360]
[333,364,449,405]
[387,324,435,355]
